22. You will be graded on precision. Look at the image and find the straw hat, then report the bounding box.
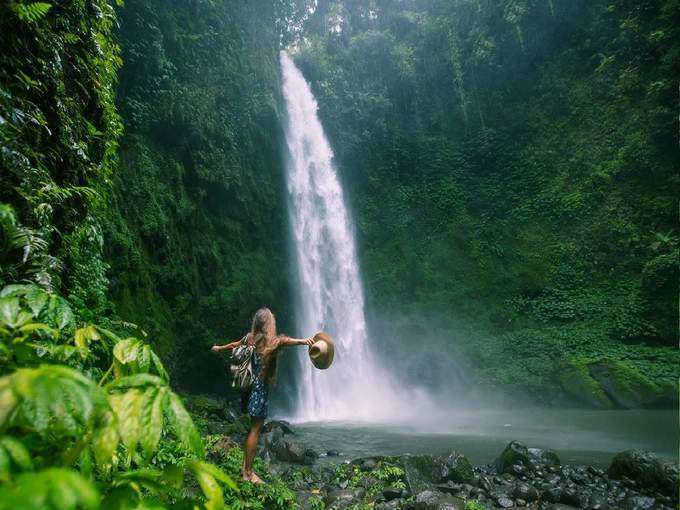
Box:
[308,332,335,370]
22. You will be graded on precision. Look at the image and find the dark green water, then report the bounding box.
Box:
[290,409,678,467]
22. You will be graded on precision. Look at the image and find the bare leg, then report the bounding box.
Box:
[242,416,264,482]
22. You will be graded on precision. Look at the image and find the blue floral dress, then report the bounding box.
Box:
[247,351,269,418]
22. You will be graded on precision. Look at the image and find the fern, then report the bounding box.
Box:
[0,435,32,482]
[0,468,99,510]
[0,365,113,442]
[106,375,204,460]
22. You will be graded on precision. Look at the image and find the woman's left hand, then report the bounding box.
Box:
[303,337,314,346]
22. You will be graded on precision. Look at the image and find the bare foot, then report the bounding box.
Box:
[249,472,264,484]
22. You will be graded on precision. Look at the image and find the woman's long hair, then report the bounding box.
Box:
[250,307,279,383]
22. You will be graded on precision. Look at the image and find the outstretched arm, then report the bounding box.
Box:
[211,340,242,352]
[278,336,314,348]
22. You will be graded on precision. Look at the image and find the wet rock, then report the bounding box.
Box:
[496,495,514,508]
[622,495,657,510]
[327,449,341,457]
[207,435,238,458]
[324,488,365,509]
[205,421,231,435]
[560,485,582,507]
[412,490,465,510]
[476,475,494,494]
[383,487,405,501]
[515,498,526,506]
[376,499,404,510]
[263,420,295,435]
[495,441,531,474]
[403,455,444,494]
[528,447,561,470]
[438,451,474,484]
[513,482,539,502]
[608,450,678,501]
[269,436,317,464]
[545,505,578,510]
[540,483,563,503]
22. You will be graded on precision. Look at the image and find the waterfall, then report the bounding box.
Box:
[279,51,409,422]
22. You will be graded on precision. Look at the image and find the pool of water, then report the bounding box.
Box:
[286,408,678,467]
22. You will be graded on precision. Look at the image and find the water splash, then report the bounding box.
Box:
[280,51,421,422]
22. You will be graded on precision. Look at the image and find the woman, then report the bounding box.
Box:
[211,307,313,483]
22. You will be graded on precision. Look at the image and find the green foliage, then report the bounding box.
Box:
[10,2,52,24]
[465,500,487,510]
[293,0,679,402]
[209,444,298,510]
[1,0,122,320]
[0,468,99,510]
[105,0,294,389]
[0,284,238,509]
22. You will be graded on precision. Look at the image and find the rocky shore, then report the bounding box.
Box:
[187,397,679,510]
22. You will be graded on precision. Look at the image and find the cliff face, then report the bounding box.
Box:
[289,0,679,405]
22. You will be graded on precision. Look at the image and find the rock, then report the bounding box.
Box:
[513,482,539,502]
[297,491,326,510]
[403,455,444,494]
[494,441,532,475]
[622,495,657,510]
[205,420,231,435]
[515,498,526,506]
[413,490,465,510]
[375,499,404,510]
[527,447,561,470]
[438,451,474,484]
[587,360,666,409]
[208,435,238,458]
[269,437,316,465]
[545,505,578,510]
[324,488,364,509]
[560,485,582,507]
[435,482,464,496]
[556,359,614,409]
[540,483,563,503]
[496,495,514,508]
[263,420,295,435]
[327,449,341,457]
[383,487,405,501]
[608,450,679,501]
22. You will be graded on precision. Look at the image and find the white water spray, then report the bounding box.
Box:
[280,51,420,422]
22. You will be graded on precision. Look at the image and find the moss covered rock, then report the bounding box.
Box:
[556,359,614,409]
[587,360,670,409]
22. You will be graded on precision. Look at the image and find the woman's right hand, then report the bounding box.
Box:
[211,345,221,353]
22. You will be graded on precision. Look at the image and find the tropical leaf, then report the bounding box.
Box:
[0,468,99,510]
[111,338,168,381]
[165,392,204,459]
[0,365,109,440]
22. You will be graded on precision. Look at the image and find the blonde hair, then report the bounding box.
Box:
[249,307,280,382]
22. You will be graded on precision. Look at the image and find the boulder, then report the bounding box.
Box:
[413,490,465,510]
[587,360,666,409]
[403,455,444,494]
[263,419,295,435]
[622,495,657,510]
[528,447,561,470]
[437,451,474,484]
[324,488,364,509]
[494,441,531,474]
[608,450,678,501]
[383,487,405,501]
[267,435,317,465]
[513,482,539,502]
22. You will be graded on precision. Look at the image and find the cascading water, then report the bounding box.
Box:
[280,51,413,422]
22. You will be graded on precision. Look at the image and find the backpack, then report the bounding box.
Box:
[230,335,255,390]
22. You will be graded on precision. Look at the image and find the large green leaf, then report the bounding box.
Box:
[165,393,204,459]
[0,365,108,439]
[0,468,99,510]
